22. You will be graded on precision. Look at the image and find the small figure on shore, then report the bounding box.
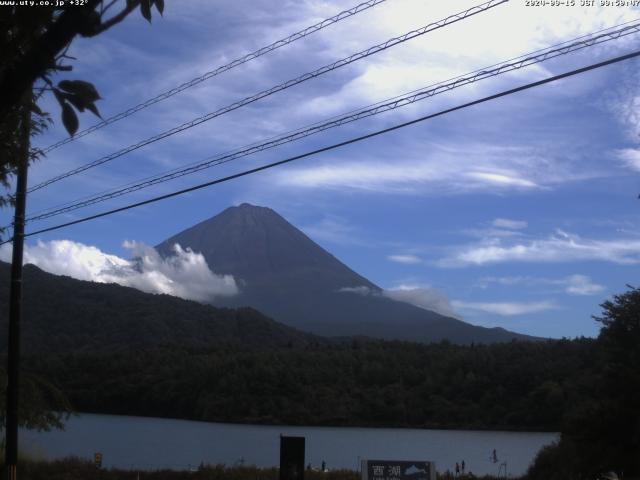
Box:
[321,460,326,472]
[461,460,465,474]
[491,449,498,463]
[307,463,311,471]
[455,462,460,477]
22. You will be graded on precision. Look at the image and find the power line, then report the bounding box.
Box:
[23,19,640,223]
[8,47,639,243]
[40,0,390,154]
[28,0,508,194]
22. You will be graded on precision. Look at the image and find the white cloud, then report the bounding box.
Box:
[452,300,557,316]
[388,254,422,264]
[276,142,556,195]
[439,230,640,267]
[476,276,531,288]
[338,283,457,318]
[298,0,640,116]
[338,285,372,295]
[615,148,640,172]
[0,240,238,302]
[462,227,526,239]
[466,172,539,189]
[492,218,528,230]
[564,274,605,296]
[478,274,605,296]
[383,285,458,318]
[608,74,640,140]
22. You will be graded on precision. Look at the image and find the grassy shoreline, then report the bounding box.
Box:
[17,458,516,480]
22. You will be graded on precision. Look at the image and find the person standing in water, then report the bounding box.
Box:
[491,449,498,463]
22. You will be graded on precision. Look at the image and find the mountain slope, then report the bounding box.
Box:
[156,203,535,343]
[0,262,319,354]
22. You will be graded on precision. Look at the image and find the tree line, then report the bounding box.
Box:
[20,337,596,432]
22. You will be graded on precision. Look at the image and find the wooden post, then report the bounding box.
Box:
[4,99,30,480]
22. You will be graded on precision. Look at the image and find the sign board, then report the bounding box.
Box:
[94,452,103,468]
[280,436,305,480]
[361,460,435,480]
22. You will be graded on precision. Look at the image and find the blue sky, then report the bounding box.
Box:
[3,0,640,338]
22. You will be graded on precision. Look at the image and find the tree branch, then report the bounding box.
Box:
[101,0,120,16]
[86,0,141,37]
[0,0,141,120]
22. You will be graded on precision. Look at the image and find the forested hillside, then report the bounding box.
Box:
[0,262,319,353]
[22,338,596,431]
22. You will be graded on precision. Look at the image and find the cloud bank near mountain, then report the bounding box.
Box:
[0,239,238,302]
[339,284,458,318]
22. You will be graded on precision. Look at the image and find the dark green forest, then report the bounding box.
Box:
[22,338,595,431]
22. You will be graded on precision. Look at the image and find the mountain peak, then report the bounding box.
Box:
[156,205,534,344]
[156,204,376,289]
[236,202,261,209]
[218,203,282,226]
[233,202,270,212]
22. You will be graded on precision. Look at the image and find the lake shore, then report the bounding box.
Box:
[19,458,518,480]
[74,409,559,433]
[21,413,555,477]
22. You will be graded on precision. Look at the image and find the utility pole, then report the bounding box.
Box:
[4,98,31,480]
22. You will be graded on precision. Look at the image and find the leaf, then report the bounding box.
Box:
[85,102,102,119]
[61,102,79,136]
[58,80,101,103]
[30,102,44,116]
[52,88,65,106]
[57,80,75,92]
[140,0,152,22]
[62,93,86,112]
[154,0,164,15]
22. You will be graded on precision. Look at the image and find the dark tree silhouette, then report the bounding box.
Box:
[0,0,164,207]
[528,287,640,480]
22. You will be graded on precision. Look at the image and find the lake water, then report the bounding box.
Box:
[21,414,557,477]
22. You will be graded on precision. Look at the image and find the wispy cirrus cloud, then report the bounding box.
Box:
[277,161,542,194]
[607,71,640,140]
[564,274,606,295]
[466,172,539,189]
[388,254,422,264]
[478,274,605,296]
[615,148,640,172]
[462,218,530,240]
[451,300,558,316]
[274,141,571,195]
[438,229,640,267]
[492,218,528,230]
